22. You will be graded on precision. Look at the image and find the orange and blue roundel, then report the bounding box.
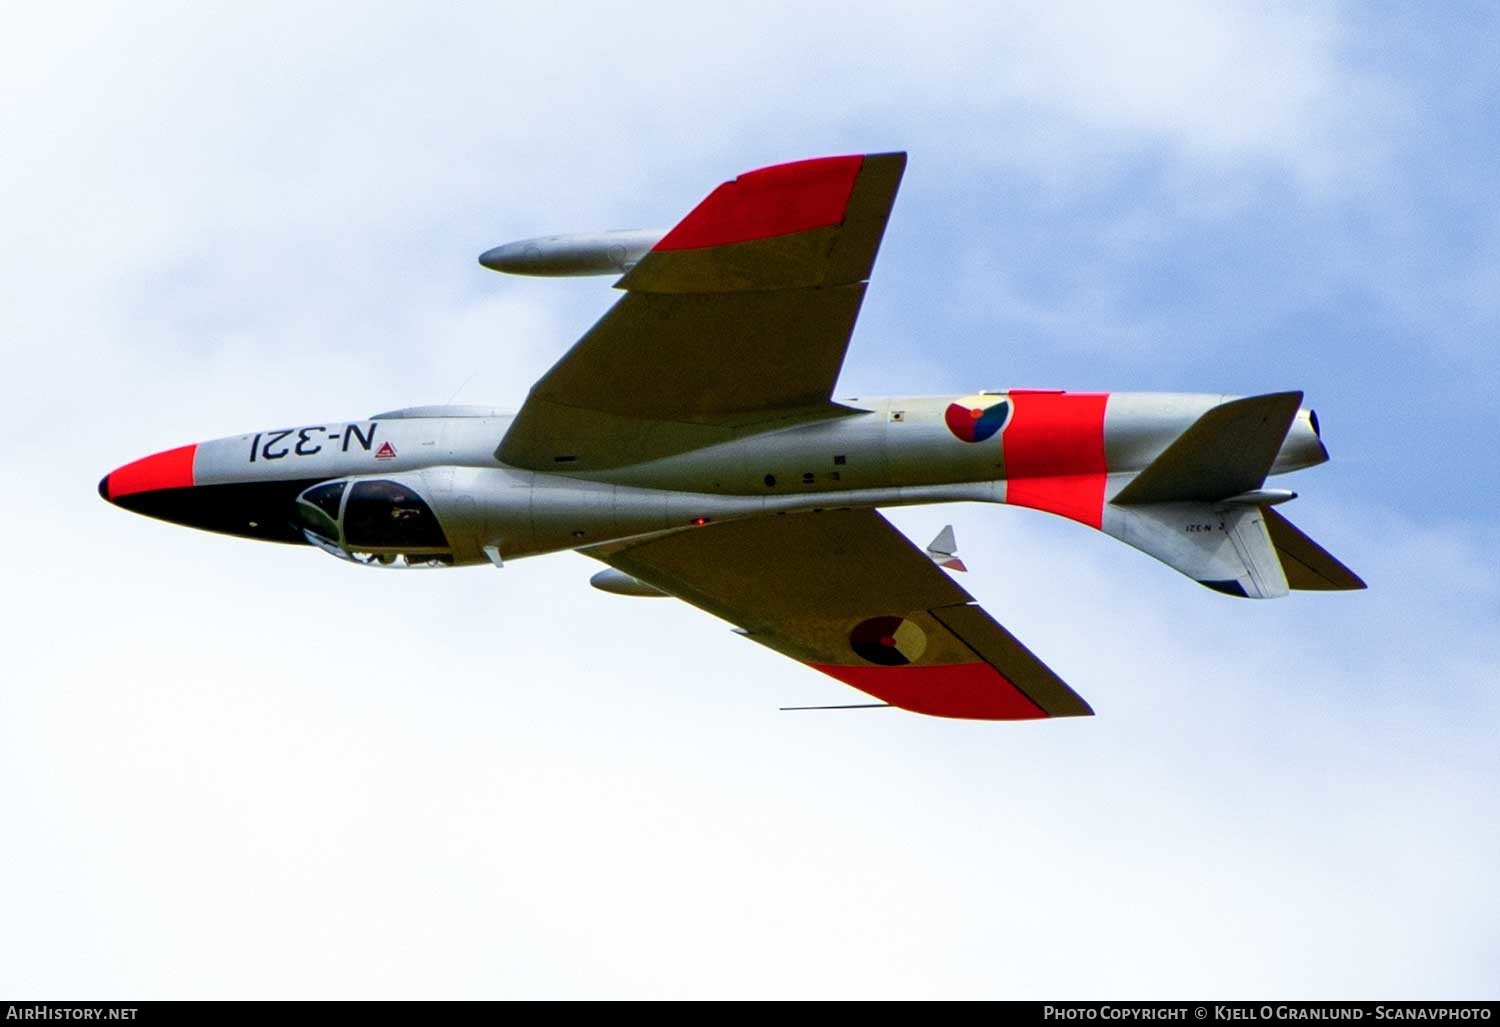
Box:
[944,395,1011,443]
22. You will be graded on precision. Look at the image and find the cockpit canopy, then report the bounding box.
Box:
[295,477,454,568]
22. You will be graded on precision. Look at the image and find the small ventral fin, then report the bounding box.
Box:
[925,524,967,572]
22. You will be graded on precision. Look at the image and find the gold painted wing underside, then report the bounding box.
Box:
[497,154,907,471]
[586,510,1093,720]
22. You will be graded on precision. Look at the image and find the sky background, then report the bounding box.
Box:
[2,1,1497,999]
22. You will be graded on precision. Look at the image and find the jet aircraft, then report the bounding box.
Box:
[100,152,1363,720]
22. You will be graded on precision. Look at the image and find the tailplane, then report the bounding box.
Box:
[1111,392,1304,506]
[1262,507,1366,591]
[1102,392,1364,598]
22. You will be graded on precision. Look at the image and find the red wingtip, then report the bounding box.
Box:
[102,444,197,501]
[808,662,1047,721]
[654,155,864,251]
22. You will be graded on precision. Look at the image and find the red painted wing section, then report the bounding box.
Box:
[809,661,1047,721]
[1003,392,1110,529]
[104,444,197,500]
[654,155,863,251]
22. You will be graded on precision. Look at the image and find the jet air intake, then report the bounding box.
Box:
[478,229,664,277]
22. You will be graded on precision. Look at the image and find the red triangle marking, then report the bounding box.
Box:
[375,441,397,459]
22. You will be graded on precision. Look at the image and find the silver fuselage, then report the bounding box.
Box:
[130,391,1324,570]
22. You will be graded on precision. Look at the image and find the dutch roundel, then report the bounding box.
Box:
[944,395,1012,443]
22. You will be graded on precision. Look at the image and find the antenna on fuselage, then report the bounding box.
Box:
[444,369,479,405]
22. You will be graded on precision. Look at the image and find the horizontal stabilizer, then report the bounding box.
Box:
[1264,508,1367,590]
[1112,392,1303,506]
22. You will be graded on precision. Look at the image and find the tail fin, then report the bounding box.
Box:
[1106,502,1292,598]
[1101,392,1364,598]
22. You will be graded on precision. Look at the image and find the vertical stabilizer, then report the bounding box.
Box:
[1104,502,1289,598]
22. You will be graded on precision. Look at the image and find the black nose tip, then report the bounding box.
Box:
[98,475,111,502]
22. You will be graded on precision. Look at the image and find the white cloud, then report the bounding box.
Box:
[1003,4,1396,187]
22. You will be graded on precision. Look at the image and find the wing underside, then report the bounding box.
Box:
[586,510,1092,721]
[498,153,907,470]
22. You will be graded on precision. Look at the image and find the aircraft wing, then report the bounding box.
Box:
[498,153,906,470]
[586,509,1093,720]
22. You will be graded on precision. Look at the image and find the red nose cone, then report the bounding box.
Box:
[100,444,197,502]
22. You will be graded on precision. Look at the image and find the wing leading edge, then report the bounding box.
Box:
[498,153,907,470]
[586,510,1092,721]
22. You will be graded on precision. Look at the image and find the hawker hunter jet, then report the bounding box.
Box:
[100,153,1363,720]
